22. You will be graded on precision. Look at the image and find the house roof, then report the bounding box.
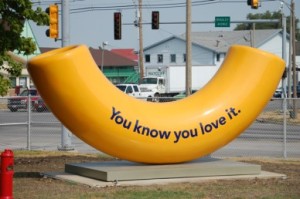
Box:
[40,47,138,67]
[89,48,138,67]
[182,29,282,53]
[111,49,138,62]
[14,20,41,61]
[0,20,41,62]
[144,29,284,53]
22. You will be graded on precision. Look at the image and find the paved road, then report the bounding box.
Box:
[0,100,300,157]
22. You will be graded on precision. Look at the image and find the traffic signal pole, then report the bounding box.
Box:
[62,0,70,47]
[58,0,74,151]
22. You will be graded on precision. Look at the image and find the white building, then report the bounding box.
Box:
[143,29,292,90]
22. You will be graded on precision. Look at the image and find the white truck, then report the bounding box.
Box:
[139,65,218,101]
[116,84,142,98]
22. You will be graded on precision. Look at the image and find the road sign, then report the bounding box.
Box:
[215,16,230,27]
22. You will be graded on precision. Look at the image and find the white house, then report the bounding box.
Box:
[144,29,290,66]
[143,29,291,90]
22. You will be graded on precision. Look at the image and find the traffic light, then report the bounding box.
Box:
[114,12,122,40]
[247,0,259,9]
[45,4,59,39]
[152,11,159,29]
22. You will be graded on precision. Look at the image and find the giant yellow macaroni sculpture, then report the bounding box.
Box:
[27,45,284,164]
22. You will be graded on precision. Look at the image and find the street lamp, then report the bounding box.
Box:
[100,41,108,72]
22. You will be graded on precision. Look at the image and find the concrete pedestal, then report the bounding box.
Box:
[65,157,261,182]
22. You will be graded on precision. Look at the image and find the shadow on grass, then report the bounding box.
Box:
[14,172,42,178]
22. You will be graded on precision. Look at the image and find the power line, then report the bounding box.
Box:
[69,0,224,14]
[31,0,284,14]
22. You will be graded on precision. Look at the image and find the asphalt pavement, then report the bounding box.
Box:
[1,99,300,158]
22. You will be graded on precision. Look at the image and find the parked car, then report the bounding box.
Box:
[7,88,38,112]
[7,88,47,112]
[33,98,49,112]
[173,90,197,100]
[273,83,300,98]
[273,87,283,98]
[116,84,142,98]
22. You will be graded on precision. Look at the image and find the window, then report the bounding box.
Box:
[145,54,150,63]
[133,85,139,92]
[9,77,16,88]
[19,77,27,88]
[158,78,164,85]
[126,86,133,94]
[116,85,126,92]
[170,54,176,63]
[141,78,157,84]
[183,54,186,63]
[30,79,34,87]
[19,89,37,96]
[216,53,220,62]
[157,54,163,63]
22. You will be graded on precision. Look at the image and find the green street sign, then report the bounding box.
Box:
[215,16,230,27]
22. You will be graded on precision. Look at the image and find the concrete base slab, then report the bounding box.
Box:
[44,170,286,188]
[64,157,262,182]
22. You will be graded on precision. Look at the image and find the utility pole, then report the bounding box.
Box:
[186,0,192,96]
[281,10,287,94]
[250,23,255,47]
[138,0,144,79]
[281,4,287,158]
[282,20,287,66]
[59,0,74,151]
[291,0,297,119]
[287,5,292,100]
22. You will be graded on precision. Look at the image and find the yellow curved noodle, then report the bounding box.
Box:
[27,45,284,164]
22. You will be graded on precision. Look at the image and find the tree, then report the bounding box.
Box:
[0,0,49,96]
[234,10,300,41]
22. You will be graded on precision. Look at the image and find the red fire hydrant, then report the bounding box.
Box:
[0,149,14,199]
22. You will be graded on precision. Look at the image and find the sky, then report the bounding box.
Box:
[30,0,300,51]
